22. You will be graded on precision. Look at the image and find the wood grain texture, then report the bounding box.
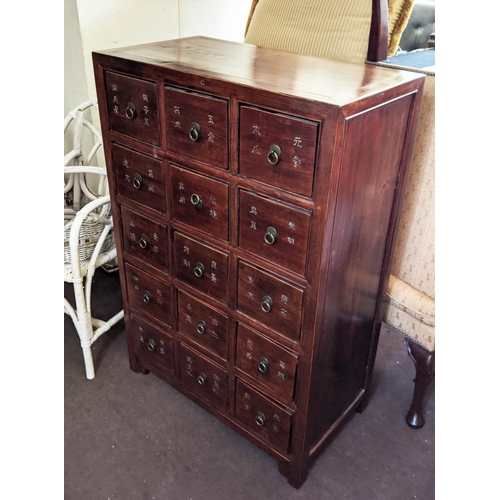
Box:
[129,312,174,374]
[105,72,160,146]
[164,86,228,169]
[177,290,230,361]
[239,106,318,197]
[92,36,424,488]
[120,205,169,275]
[111,143,166,214]
[170,164,229,241]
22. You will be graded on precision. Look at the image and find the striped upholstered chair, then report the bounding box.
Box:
[244,0,435,428]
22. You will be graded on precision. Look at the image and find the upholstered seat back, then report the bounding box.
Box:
[390,75,435,301]
[384,74,435,351]
[244,0,373,64]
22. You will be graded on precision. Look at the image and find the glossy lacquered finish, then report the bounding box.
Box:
[93,36,424,488]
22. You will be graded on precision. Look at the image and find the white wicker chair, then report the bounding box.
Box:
[64,98,124,379]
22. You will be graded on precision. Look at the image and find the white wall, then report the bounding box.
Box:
[179,0,253,41]
[64,0,89,116]
[66,0,253,111]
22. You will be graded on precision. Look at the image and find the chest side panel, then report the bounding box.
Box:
[306,92,417,451]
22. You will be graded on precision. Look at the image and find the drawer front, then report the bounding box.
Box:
[105,72,160,145]
[237,261,304,341]
[239,106,318,197]
[164,87,228,169]
[111,144,166,213]
[239,190,311,276]
[236,323,298,402]
[124,263,173,327]
[179,343,229,411]
[235,379,293,455]
[120,206,169,274]
[129,313,174,373]
[178,291,230,360]
[173,232,229,304]
[170,164,229,241]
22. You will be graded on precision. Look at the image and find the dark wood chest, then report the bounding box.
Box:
[93,36,424,488]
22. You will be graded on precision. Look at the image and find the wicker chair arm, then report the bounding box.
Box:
[64,166,107,176]
[68,195,113,281]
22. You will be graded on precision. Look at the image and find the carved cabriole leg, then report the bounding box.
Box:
[405,338,434,429]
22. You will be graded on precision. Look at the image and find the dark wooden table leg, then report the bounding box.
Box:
[405,338,434,429]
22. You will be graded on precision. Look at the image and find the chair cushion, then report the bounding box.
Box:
[387,0,416,56]
[385,274,435,351]
[244,0,373,64]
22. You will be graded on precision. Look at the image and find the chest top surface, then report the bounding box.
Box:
[94,36,423,106]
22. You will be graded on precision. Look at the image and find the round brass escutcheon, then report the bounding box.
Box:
[194,262,205,278]
[139,234,149,249]
[190,193,203,210]
[147,339,156,352]
[197,372,207,385]
[125,102,136,120]
[261,295,273,313]
[133,173,143,189]
[197,320,207,334]
[258,356,269,373]
[189,122,201,142]
[264,227,277,245]
[255,412,266,427]
[143,290,152,304]
[267,144,281,165]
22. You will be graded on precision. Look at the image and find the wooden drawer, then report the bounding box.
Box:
[178,290,230,360]
[239,106,318,197]
[124,263,173,327]
[164,87,228,169]
[120,206,169,274]
[129,313,174,373]
[239,190,311,276]
[111,144,166,213]
[235,378,293,455]
[105,72,160,145]
[170,164,229,241]
[173,232,229,304]
[236,323,298,402]
[237,261,304,342]
[179,342,229,411]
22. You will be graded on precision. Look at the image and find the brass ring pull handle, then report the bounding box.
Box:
[197,372,207,385]
[133,173,143,189]
[139,234,149,249]
[261,295,273,313]
[255,412,266,427]
[125,102,136,120]
[194,262,205,278]
[189,122,201,142]
[267,144,281,165]
[197,320,207,334]
[264,227,277,245]
[143,290,152,304]
[258,356,269,373]
[190,193,203,210]
[147,339,156,352]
